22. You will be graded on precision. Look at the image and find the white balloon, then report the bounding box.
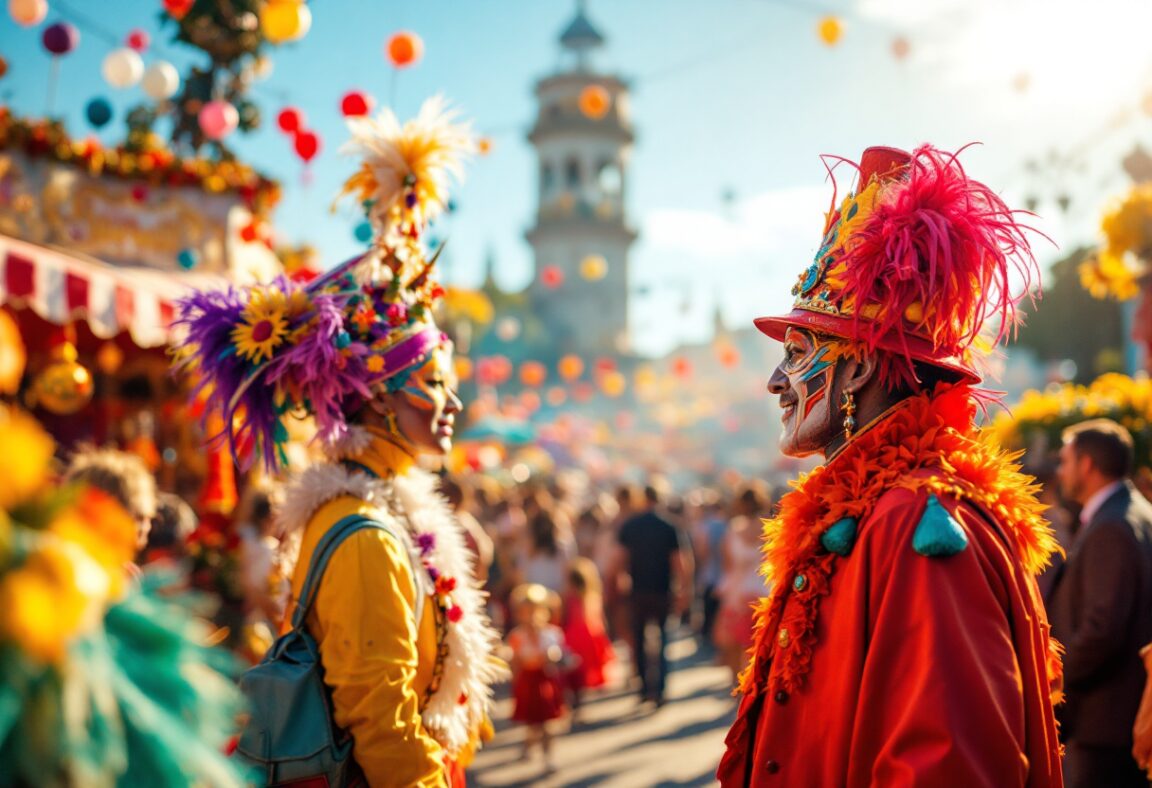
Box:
[141,61,180,100]
[102,48,144,89]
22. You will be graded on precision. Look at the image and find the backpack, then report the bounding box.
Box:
[234,513,424,787]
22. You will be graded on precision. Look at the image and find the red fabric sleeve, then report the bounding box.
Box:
[847,487,1031,788]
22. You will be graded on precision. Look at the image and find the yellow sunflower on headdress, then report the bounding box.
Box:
[231,287,311,364]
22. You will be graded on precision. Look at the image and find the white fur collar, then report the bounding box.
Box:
[275,460,507,756]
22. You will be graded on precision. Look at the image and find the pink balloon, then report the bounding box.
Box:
[198,100,239,141]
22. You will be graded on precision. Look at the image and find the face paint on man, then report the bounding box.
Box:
[768,327,855,458]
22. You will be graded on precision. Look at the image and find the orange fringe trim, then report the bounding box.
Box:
[736,383,1062,697]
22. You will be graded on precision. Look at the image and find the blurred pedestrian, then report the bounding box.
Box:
[715,484,771,684]
[689,490,727,650]
[64,447,158,572]
[508,583,569,773]
[562,557,615,721]
[611,482,693,707]
[442,476,495,586]
[142,491,198,566]
[522,509,576,595]
[1052,418,1152,786]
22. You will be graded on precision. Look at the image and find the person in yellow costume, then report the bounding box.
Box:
[175,96,504,787]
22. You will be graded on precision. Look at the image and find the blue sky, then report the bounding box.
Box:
[3,0,1151,355]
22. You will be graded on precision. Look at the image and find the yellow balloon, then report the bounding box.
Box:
[600,370,626,398]
[817,16,843,47]
[262,0,312,44]
[580,254,608,281]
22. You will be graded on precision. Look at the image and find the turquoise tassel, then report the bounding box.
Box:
[912,494,969,557]
[821,516,858,556]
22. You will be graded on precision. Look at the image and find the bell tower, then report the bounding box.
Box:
[526,1,637,357]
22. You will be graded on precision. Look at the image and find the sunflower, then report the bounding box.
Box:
[231,288,294,363]
[1079,253,1139,301]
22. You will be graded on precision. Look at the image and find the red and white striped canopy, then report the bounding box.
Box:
[0,234,223,348]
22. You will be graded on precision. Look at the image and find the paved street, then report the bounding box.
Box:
[469,631,736,788]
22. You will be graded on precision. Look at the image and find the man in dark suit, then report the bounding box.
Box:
[1052,418,1152,787]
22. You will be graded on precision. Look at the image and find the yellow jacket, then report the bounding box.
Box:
[282,441,447,788]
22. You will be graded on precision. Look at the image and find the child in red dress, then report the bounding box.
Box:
[562,557,615,721]
[507,583,568,771]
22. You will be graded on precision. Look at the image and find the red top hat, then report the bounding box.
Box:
[754,144,1039,388]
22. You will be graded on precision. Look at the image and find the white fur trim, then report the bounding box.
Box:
[274,460,507,756]
[320,425,374,460]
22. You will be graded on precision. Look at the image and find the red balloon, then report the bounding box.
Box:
[340,90,374,117]
[126,29,150,52]
[277,107,304,134]
[294,130,321,163]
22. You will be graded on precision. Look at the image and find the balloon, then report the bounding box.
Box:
[294,130,320,162]
[600,371,626,398]
[520,361,547,388]
[85,97,112,128]
[102,48,143,88]
[262,0,312,44]
[0,57,8,80]
[541,265,564,289]
[42,22,79,56]
[126,28,150,52]
[8,0,46,26]
[817,16,843,47]
[198,100,239,140]
[141,61,180,99]
[578,85,611,119]
[386,31,423,68]
[718,344,741,367]
[891,36,910,61]
[341,90,374,117]
[558,354,584,381]
[477,137,493,156]
[580,254,607,280]
[353,220,373,243]
[672,357,693,379]
[277,107,304,133]
[177,249,199,269]
[163,0,194,20]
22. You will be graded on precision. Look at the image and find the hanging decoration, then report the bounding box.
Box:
[163,0,194,20]
[495,316,521,342]
[578,84,611,119]
[198,100,239,140]
[386,30,424,68]
[30,332,93,415]
[0,311,25,394]
[817,15,843,47]
[520,361,547,388]
[141,61,180,100]
[580,254,608,281]
[95,341,124,375]
[276,106,305,133]
[340,90,375,117]
[177,248,199,270]
[85,97,113,128]
[293,129,320,162]
[42,21,79,55]
[102,48,143,89]
[541,265,564,289]
[558,354,584,381]
[891,36,910,61]
[600,370,626,398]
[9,0,46,27]
[126,28,150,52]
[672,357,693,379]
[261,0,312,43]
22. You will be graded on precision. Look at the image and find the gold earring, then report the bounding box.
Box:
[841,391,857,441]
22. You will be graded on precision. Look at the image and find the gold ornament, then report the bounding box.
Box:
[841,391,857,441]
[31,342,93,415]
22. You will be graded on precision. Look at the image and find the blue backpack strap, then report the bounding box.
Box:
[291,514,388,630]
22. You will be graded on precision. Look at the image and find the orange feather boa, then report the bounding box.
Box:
[737,382,1062,696]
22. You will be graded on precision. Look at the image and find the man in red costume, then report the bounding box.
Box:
[717,145,1065,786]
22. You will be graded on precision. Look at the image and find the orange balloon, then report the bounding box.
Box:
[578,85,611,119]
[520,361,548,388]
[387,31,424,68]
[558,354,584,382]
[817,16,843,47]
